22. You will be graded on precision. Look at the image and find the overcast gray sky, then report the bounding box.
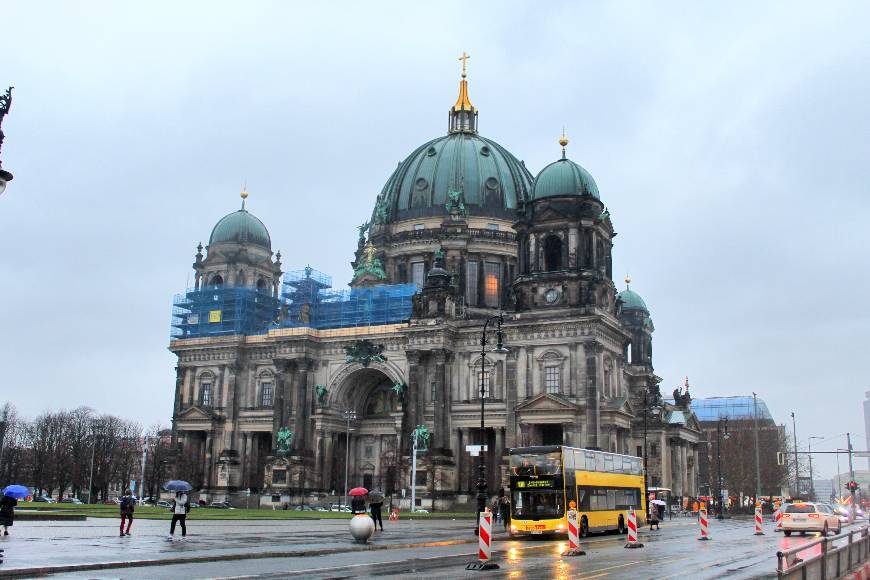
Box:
[2,1,868,479]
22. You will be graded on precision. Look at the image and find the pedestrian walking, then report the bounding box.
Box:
[649,505,660,531]
[119,489,135,536]
[499,495,511,531]
[350,495,366,515]
[169,491,189,538]
[369,497,384,531]
[0,495,17,536]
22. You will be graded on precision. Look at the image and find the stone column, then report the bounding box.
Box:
[271,360,291,450]
[405,351,421,441]
[456,428,464,492]
[185,368,195,406]
[293,359,313,454]
[584,341,601,448]
[505,349,518,448]
[322,433,334,492]
[204,432,214,490]
[433,350,449,450]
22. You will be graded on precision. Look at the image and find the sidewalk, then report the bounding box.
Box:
[0,517,487,577]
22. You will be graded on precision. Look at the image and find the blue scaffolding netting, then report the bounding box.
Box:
[170,266,417,339]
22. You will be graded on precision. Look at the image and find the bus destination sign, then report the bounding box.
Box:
[516,479,555,489]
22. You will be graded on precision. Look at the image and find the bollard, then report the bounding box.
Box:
[562,510,586,556]
[754,506,765,535]
[698,507,711,540]
[624,508,644,548]
[466,510,499,571]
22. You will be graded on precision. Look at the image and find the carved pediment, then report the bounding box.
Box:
[515,392,578,413]
[178,406,213,420]
[601,396,634,416]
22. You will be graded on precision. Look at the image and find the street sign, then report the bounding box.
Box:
[466,445,488,456]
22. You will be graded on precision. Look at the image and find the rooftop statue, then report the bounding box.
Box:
[276,427,293,457]
[0,87,12,161]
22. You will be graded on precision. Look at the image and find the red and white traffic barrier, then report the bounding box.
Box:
[774,508,783,531]
[754,506,764,535]
[698,507,711,540]
[562,509,586,556]
[466,509,500,570]
[624,508,644,548]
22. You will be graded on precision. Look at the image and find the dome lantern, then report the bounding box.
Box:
[448,51,478,134]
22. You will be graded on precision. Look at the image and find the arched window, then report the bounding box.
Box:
[544,235,562,271]
[237,271,246,287]
[256,277,267,291]
[200,381,213,407]
[208,274,223,288]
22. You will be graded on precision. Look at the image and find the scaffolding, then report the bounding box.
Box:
[171,287,280,339]
[279,267,416,330]
[170,265,417,339]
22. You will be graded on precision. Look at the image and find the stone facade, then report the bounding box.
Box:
[169,71,702,510]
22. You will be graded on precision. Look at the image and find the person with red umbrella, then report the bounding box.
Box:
[349,487,368,515]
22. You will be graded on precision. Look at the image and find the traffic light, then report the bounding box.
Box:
[846,481,859,492]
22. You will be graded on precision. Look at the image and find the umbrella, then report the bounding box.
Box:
[2,485,29,499]
[348,487,369,497]
[650,499,667,506]
[368,489,385,501]
[163,480,193,492]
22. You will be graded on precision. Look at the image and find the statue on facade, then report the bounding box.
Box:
[391,381,406,400]
[412,424,430,452]
[672,377,692,409]
[357,221,369,247]
[0,87,12,158]
[373,198,390,225]
[315,384,328,405]
[444,188,466,218]
[276,427,293,456]
[344,340,386,367]
[352,242,387,283]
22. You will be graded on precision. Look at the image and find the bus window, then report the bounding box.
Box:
[510,451,561,476]
[512,490,564,518]
[579,486,641,511]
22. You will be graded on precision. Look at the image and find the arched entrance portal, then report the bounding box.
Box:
[323,367,403,497]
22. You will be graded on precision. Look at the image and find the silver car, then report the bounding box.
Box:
[781,502,842,536]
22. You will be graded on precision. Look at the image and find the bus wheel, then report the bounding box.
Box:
[580,517,589,538]
[618,515,626,534]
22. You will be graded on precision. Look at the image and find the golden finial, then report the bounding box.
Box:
[559,127,569,148]
[240,185,249,209]
[459,51,470,79]
[624,274,631,288]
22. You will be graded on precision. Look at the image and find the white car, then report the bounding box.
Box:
[781,502,842,536]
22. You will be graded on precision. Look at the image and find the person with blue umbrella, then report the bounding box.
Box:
[1,485,28,536]
[164,481,192,538]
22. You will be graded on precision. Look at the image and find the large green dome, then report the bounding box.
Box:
[209,209,271,249]
[617,288,649,313]
[532,157,600,200]
[375,132,533,223]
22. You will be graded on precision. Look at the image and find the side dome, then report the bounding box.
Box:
[532,157,600,200]
[617,288,649,313]
[377,132,533,223]
[209,209,271,249]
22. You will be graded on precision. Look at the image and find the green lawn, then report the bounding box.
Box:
[18,502,475,520]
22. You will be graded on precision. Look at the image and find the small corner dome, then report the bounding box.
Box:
[209,209,271,249]
[532,157,600,200]
[617,288,649,313]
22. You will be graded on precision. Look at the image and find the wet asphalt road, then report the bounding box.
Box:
[3,516,865,579]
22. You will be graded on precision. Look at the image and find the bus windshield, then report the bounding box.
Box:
[512,489,564,518]
[509,451,562,477]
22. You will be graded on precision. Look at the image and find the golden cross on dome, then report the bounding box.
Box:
[459,51,470,78]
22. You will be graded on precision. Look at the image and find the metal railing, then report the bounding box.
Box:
[776,524,869,579]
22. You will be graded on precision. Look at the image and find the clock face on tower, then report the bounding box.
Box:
[545,288,560,304]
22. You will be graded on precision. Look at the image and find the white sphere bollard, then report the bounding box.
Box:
[349,513,375,543]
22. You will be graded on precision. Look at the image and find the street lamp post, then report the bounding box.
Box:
[87,421,103,503]
[474,313,508,536]
[808,436,824,502]
[341,409,356,510]
[642,387,662,519]
[716,418,729,520]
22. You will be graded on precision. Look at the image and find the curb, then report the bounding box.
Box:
[0,538,476,578]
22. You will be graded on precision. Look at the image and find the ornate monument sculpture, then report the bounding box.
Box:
[276,427,293,456]
[672,377,692,409]
[357,221,370,247]
[412,424,430,452]
[391,381,406,399]
[351,242,386,283]
[445,188,466,218]
[315,384,328,405]
[344,340,386,367]
[373,198,389,224]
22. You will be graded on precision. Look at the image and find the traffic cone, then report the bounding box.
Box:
[624,509,644,548]
[698,507,711,540]
[562,510,586,556]
[754,505,764,535]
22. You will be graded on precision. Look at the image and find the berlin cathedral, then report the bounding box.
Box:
[168,57,702,510]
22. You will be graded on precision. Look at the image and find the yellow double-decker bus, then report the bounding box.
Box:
[508,445,646,538]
